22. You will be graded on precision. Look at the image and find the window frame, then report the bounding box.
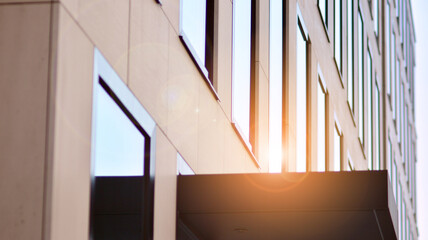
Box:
[334,0,343,77]
[357,7,365,149]
[347,0,355,114]
[90,48,156,240]
[317,0,329,39]
[231,0,259,166]
[179,0,218,100]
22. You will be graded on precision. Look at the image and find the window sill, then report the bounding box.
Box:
[231,122,261,170]
[179,34,221,102]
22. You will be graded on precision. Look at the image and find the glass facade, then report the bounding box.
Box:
[334,0,342,73]
[232,0,252,146]
[367,50,373,170]
[347,0,354,112]
[375,82,380,170]
[392,32,396,120]
[269,0,283,173]
[373,0,379,36]
[318,0,327,27]
[180,0,207,68]
[358,9,364,145]
[386,2,391,95]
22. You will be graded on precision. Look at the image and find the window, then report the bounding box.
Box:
[347,152,354,171]
[334,0,342,74]
[401,0,404,44]
[406,217,410,240]
[318,0,328,28]
[375,81,380,170]
[90,49,156,240]
[317,71,327,172]
[296,9,308,172]
[401,82,404,156]
[232,0,253,149]
[269,0,283,173]
[393,160,397,200]
[333,120,342,172]
[392,32,396,120]
[386,2,391,96]
[398,183,402,239]
[396,0,399,17]
[358,9,364,146]
[388,137,392,179]
[405,104,408,177]
[373,0,379,36]
[367,50,372,170]
[402,200,406,239]
[179,0,214,85]
[347,0,354,112]
[407,119,411,180]
[397,59,401,140]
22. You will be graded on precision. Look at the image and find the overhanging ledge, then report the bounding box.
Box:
[177,171,397,240]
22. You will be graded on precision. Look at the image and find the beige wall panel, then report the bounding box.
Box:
[215,0,232,121]
[255,63,269,172]
[223,124,246,173]
[49,5,93,240]
[255,0,269,78]
[167,27,200,172]
[78,0,129,81]
[128,0,169,131]
[0,3,50,240]
[0,0,51,2]
[153,127,177,240]
[197,81,224,174]
[59,0,79,19]
[160,0,179,35]
[285,0,297,171]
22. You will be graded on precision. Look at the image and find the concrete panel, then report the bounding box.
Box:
[0,0,51,2]
[49,5,94,240]
[255,0,269,78]
[128,0,169,131]
[153,128,177,240]
[60,0,79,20]
[0,3,51,240]
[160,0,179,35]
[254,63,269,172]
[197,81,224,174]
[167,26,200,172]
[78,0,129,81]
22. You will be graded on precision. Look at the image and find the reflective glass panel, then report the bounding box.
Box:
[181,0,207,65]
[232,0,252,143]
[347,0,354,111]
[94,83,145,177]
[269,0,283,173]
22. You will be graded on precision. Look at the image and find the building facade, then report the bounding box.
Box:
[0,0,417,239]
